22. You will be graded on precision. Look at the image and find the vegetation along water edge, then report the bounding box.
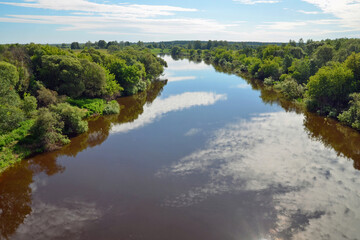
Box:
[168,39,360,130]
[0,43,167,172]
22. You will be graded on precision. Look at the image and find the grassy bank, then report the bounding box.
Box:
[0,99,121,173]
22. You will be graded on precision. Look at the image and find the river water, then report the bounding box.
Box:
[1,55,360,240]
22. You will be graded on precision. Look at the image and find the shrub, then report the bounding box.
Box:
[264,77,275,86]
[31,108,70,151]
[338,93,360,130]
[275,77,304,99]
[258,59,280,80]
[39,55,85,98]
[0,61,19,97]
[22,93,37,118]
[81,59,106,98]
[103,100,120,115]
[104,69,123,98]
[0,104,25,135]
[37,86,58,107]
[306,63,355,107]
[50,103,88,135]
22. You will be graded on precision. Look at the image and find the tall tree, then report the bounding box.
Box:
[70,42,80,49]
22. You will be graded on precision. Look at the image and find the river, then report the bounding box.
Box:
[0,55,360,240]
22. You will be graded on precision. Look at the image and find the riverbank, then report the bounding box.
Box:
[169,38,360,132]
[0,99,120,173]
[0,44,167,173]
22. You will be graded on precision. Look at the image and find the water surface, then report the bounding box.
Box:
[1,56,360,240]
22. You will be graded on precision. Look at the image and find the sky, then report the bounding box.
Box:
[0,0,359,44]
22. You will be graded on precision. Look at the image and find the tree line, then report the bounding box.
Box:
[170,38,360,131]
[0,43,167,171]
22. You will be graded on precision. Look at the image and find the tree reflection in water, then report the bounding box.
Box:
[0,81,167,239]
[205,57,360,171]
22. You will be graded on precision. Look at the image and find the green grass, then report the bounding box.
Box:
[0,120,35,149]
[67,98,121,117]
[150,48,170,54]
[67,98,106,117]
[0,119,35,172]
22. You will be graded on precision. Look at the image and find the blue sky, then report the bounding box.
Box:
[0,0,359,43]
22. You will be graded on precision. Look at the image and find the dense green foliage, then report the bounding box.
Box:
[171,38,360,130]
[50,103,88,136]
[67,98,106,116]
[0,42,166,171]
[103,100,120,115]
[306,64,355,108]
[338,93,360,130]
[30,108,70,152]
[0,120,34,150]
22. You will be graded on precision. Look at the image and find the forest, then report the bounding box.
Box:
[0,43,167,171]
[169,38,360,131]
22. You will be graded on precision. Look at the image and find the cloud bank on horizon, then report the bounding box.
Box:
[0,0,359,43]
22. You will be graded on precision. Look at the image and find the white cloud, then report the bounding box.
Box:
[257,19,338,30]
[166,76,197,82]
[297,10,320,14]
[233,0,280,4]
[0,0,358,42]
[162,56,210,71]
[0,0,197,18]
[301,0,360,29]
[0,14,232,36]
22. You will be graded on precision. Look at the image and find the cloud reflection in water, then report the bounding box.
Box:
[110,92,227,134]
[159,111,360,239]
[12,199,102,240]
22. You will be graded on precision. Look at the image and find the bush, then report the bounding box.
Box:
[338,93,360,130]
[108,59,147,95]
[81,59,106,98]
[31,108,70,151]
[103,100,120,115]
[22,93,37,118]
[104,69,123,98]
[306,63,355,107]
[0,61,19,97]
[258,59,280,79]
[275,77,304,99]
[37,86,58,107]
[0,104,25,135]
[39,55,85,98]
[50,103,88,135]
[0,61,25,134]
[264,77,275,86]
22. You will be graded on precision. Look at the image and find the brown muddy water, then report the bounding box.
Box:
[0,55,360,240]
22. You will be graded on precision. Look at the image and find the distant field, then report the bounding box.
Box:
[150,48,170,54]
